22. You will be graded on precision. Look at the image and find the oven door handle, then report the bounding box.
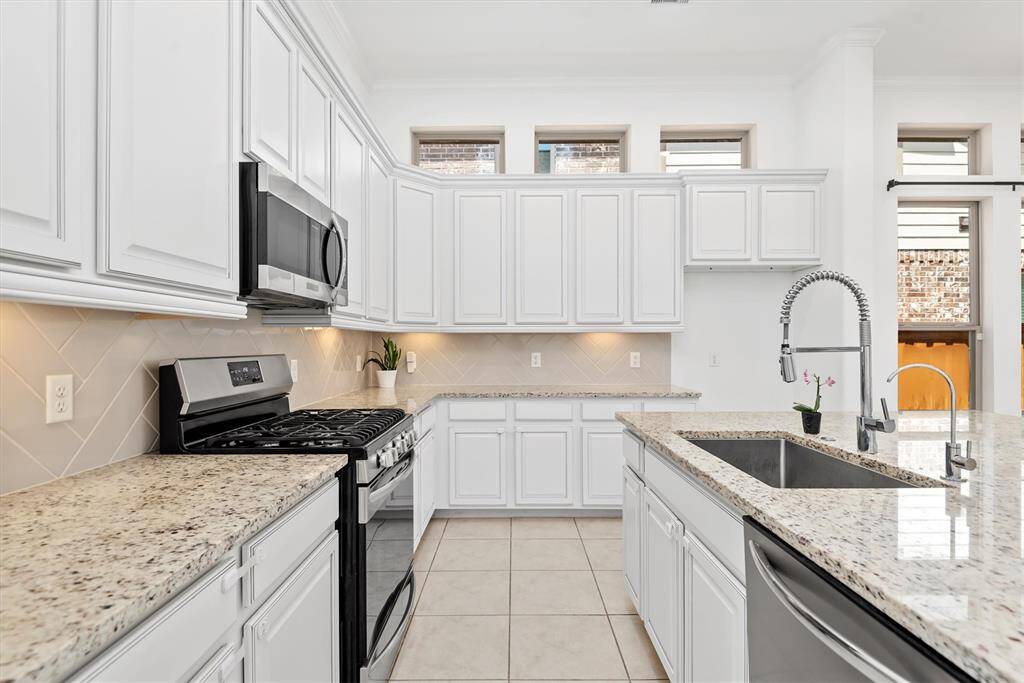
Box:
[366,573,416,680]
[360,455,413,524]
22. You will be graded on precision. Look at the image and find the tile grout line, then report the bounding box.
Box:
[577,516,631,681]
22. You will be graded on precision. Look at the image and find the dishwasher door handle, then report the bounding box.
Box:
[747,540,911,683]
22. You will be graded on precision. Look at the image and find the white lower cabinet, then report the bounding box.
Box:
[622,465,643,611]
[243,532,340,683]
[414,429,436,547]
[448,427,506,506]
[684,535,747,683]
[582,427,627,506]
[641,487,683,681]
[514,426,574,506]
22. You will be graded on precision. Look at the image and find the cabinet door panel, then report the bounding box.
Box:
[759,184,821,262]
[685,535,747,683]
[642,487,682,680]
[449,428,506,506]
[454,191,507,324]
[633,190,681,323]
[366,153,390,321]
[297,57,330,204]
[244,533,340,683]
[576,191,624,323]
[332,109,364,315]
[418,431,436,532]
[515,427,573,506]
[582,428,624,506]
[99,0,237,294]
[245,0,295,175]
[0,0,82,266]
[515,191,568,323]
[622,466,643,612]
[687,185,754,262]
[395,180,438,323]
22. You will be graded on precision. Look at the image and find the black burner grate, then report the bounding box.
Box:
[200,408,406,450]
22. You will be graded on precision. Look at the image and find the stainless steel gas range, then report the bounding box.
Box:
[158,354,415,682]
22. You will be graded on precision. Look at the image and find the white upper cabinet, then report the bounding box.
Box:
[296,56,331,205]
[366,153,391,322]
[686,174,825,270]
[687,184,755,263]
[454,191,507,324]
[395,179,439,323]
[633,190,681,324]
[576,191,625,324]
[332,109,365,317]
[515,191,569,324]
[244,0,296,177]
[758,184,821,263]
[98,0,238,294]
[0,0,83,267]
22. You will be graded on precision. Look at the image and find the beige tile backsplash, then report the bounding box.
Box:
[387,332,670,386]
[0,302,670,494]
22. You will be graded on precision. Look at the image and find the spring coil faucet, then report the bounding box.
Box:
[778,270,894,453]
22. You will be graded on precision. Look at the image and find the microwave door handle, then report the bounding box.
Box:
[322,220,345,303]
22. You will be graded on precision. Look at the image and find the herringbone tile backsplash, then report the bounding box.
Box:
[0,302,372,495]
[0,302,671,494]
[387,332,670,386]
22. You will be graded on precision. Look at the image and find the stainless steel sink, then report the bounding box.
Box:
[683,437,920,489]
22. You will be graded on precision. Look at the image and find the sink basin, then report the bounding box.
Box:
[683,437,919,489]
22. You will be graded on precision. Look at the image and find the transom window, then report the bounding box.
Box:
[413,131,504,175]
[660,130,750,171]
[535,130,626,174]
[897,129,978,175]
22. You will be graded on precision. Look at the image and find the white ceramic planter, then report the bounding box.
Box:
[376,370,397,388]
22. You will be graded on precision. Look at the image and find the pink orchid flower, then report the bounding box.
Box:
[802,369,810,384]
[825,376,836,387]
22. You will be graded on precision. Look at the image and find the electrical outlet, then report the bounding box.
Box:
[629,352,641,368]
[406,351,417,374]
[289,359,299,382]
[46,374,73,424]
[356,355,363,371]
[531,352,542,368]
[709,353,720,368]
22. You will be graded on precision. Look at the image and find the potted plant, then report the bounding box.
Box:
[793,370,835,435]
[364,336,402,389]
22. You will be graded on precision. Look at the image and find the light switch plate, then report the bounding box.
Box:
[290,359,299,382]
[531,352,542,368]
[406,351,417,374]
[709,353,720,367]
[630,352,641,368]
[46,374,73,424]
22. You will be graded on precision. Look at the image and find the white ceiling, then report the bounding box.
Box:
[328,0,1022,86]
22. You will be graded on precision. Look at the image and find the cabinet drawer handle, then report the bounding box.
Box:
[217,647,243,683]
[220,546,267,593]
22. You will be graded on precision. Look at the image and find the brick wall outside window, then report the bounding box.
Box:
[897,249,971,324]
[417,141,499,175]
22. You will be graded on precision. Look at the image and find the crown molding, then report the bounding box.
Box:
[372,74,796,93]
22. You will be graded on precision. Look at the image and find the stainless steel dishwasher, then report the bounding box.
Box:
[744,518,970,682]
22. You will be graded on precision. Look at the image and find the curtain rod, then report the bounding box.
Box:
[886,179,1020,191]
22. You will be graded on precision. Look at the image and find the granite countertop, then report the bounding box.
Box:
[0,453,348,683]
[308,383,701,414]
[616,409,1022,683]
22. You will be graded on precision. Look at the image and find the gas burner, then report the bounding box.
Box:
[198,408,407,451]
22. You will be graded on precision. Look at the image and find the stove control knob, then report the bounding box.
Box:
[381,447,397,468]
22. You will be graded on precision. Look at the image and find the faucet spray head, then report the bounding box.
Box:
[779,347,796,383]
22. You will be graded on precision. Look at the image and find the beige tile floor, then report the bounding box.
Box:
[391,516,667,682]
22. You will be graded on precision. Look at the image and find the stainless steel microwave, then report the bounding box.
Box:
[239,161,348,309]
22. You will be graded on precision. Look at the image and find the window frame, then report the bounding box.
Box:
[534,129,628,174]
[897,200,981,408]
[896,128,979,176]
[658,129,751,171]
[411,131,506,174]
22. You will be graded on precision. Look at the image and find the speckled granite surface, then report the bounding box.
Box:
[308,383,701,415]
[616,409,1022,683]
[0,453,347,683]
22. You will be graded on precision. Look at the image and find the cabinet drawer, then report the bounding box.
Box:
[415,404,436,437]
[448,401,507,421]
[580,400,638,421]
[623,430,644,474]
[644,449,744,583]
[514,401,573,421]
[642,399,697,412]
[73,560,239,682]
[242,478,339,606]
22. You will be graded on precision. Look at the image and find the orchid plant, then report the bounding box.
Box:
[792,370,835,414]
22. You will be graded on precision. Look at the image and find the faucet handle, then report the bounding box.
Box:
[952,440,977,472]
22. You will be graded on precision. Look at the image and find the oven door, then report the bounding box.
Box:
[361,454,415,682]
